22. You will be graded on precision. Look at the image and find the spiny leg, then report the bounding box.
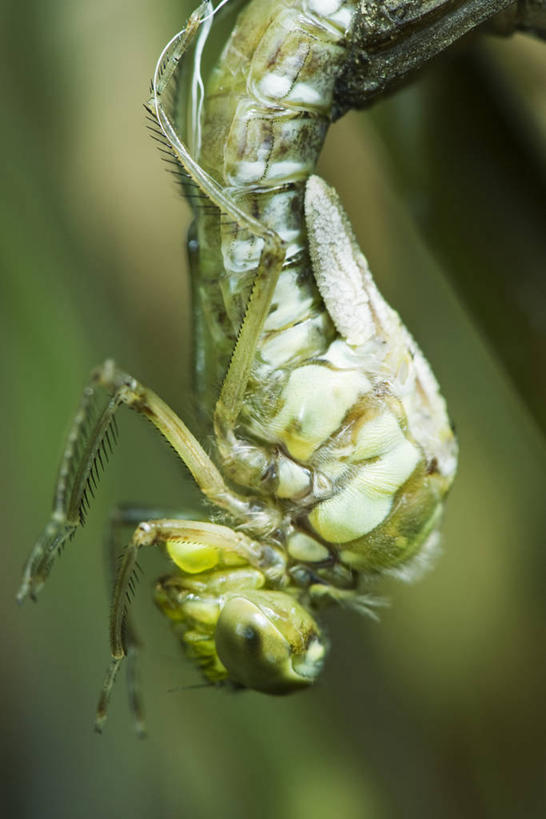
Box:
[17,377,122,603]
[104,504,197,736]
[147,14,287,433]
[92,361,274,524]
[95,517,262,733]
[19,359,276,604]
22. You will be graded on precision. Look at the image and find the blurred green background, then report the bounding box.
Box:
[2,1,545,817]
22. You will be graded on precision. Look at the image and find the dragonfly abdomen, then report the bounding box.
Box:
[193,0,455,573]
[194,0,359,404]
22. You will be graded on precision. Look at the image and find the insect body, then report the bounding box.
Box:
[18,0,457,732]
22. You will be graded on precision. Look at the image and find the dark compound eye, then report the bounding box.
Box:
[215,594,325,695]
[237,623,264,658]
[242,624,260,647]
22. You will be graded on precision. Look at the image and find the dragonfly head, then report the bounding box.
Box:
[155,576,326,694]
[215,591,327,694]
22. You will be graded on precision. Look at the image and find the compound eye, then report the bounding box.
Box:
[215,593,325,695]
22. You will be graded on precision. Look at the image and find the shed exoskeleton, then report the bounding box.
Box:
[18,0,457,734]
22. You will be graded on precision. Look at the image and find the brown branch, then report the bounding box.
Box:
[334,0,546,117]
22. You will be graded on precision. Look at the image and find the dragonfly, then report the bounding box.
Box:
[17,0,457,734]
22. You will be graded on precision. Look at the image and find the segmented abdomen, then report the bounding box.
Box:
[192,0,457,574]
[194,0,356,401]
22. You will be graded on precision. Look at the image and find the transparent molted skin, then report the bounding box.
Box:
[18,0,457,732]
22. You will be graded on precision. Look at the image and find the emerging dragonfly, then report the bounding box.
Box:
[18,0,457,733]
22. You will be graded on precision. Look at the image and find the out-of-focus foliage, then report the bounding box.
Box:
[2,2,544,818]
[368,32,546,430]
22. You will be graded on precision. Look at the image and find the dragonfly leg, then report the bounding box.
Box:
[18,360,275,605]
[93,361,275,526]
[95,516,263,733]
[17,369,124,604]
[104,504,196,736]
[148,21,286,434]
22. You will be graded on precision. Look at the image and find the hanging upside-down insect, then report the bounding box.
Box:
[17,0,457,733]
